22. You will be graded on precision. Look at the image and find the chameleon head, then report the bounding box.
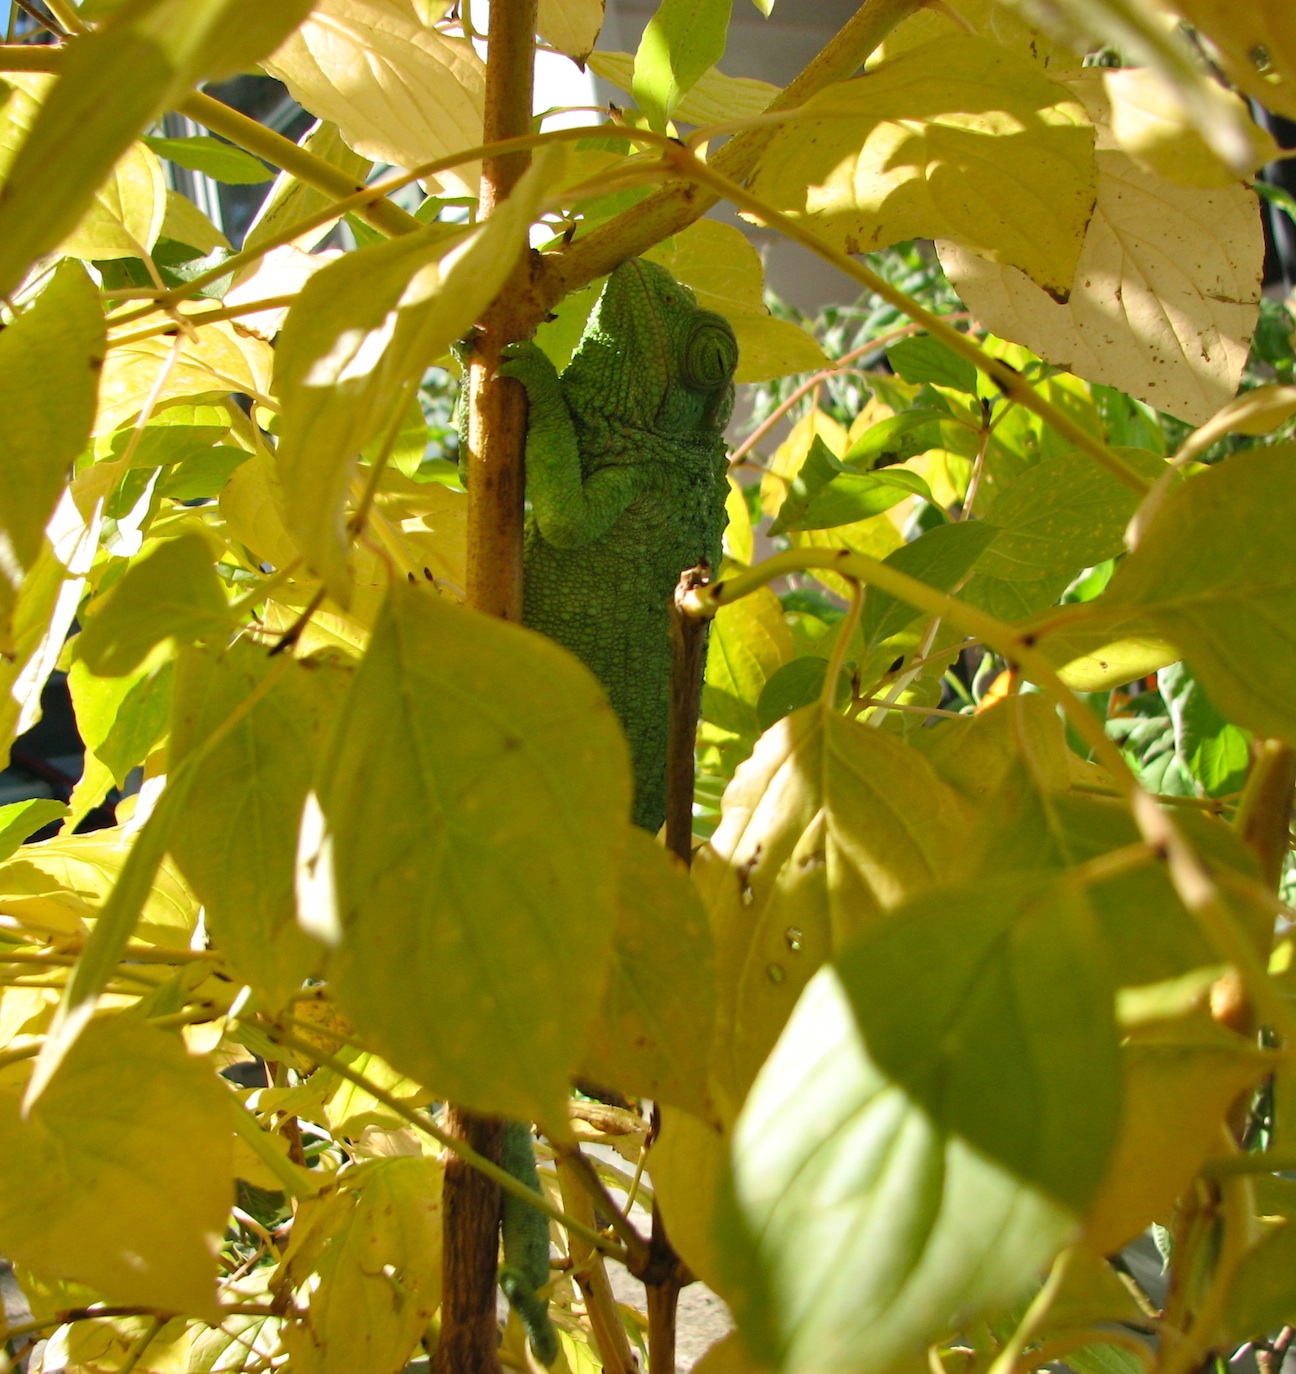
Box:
[562,258,738,435]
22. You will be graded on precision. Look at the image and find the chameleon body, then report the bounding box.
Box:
[504,256,738,833]
[492,258,737,1363]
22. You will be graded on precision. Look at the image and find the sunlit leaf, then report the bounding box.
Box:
[263,0,486,197]
[632,0,735,128]
[168,643,345,1007]
[703,587,794,739]
[0,0,314,297]
[317,580,630,1127]
[58,140,167,261]
[588,49,778,125]
[0,799,68,862]
[0,1017,233,1319]
[275,1157,443,1374]
[751,35,1096,298]
[273,147,555,604]
[939,73,1263,425]
[538,0,605,63]
[74,534,233,678]
[0,262,104,654]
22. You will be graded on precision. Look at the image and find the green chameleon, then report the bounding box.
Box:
[484,258,738,1363]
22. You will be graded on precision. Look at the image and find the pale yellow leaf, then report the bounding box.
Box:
[59,140,167,261]
[648,1106,728,1290]
[219,446,299,571]
[938,74,1264,426]
[0,1017,233,1319]
[225,244,344,341]
[263,0,486,197]
[1170,0,1296,122]
[159,189,231,253]
[276,1154,442,1374]
[724,475,753,566]
[695,707,972,1119]
[538,0,604,63]
[704,586,794,739]
[97,321,274,435]
[1174,384,1296,464]
[879,0,1081,71]
[1101,67,1279,188]
[273,146,554,604]
[244,119,373,254]
[750,34,1096,298]
[587,50,778,125]
[730,315,827,383]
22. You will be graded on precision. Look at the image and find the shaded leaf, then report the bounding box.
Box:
[718,876,1119,1374]
[703,586,794,738]
[0,1017,232,1319]
[143,133,272,184]
[580,829,716,1119]
[318,581,630,1127]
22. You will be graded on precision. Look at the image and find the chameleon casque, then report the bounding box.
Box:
[480,257,738,1360]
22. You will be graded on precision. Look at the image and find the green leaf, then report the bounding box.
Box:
[0,799,69,862]
[158,445,249,501]
[632,0,735,128]
[68,653,172,789]
[750,34,1097,298]
[580,829,716,1120]
[0,0,314,298]
[757,657,849,731]
[1102,445,1296,746]
[841,408,946,470]
[862,519,998,647]
[73,533,233,678]
[142,133,272,184]
[695,707,972,1118]
[1157,661,1250,797]
[317,581,631,1128]
[1222,1215,1296,1343]
[274,146,557,604]
[886,335,978,395]
[770,436,934,535]
[963,449,1162,621]
[167,643,344,1007]
[703,586,794,738]
[717,876,1120,1374]
[0,262,104,653]
[275,1157,443,1374]
[0,1017,233,1319]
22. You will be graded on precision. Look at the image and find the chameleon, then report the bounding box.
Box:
[480,257,738,1363]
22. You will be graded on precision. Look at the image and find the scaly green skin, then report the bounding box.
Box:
[493,261,736,1357]
[502,257,737,834]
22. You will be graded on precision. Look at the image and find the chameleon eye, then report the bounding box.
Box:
[682,314,738,390]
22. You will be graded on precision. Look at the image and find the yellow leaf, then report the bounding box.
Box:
[696,707,972,1118]
[587,50,779,125]
[692,1332,776,1373]
[0,827,199,945]
[219,445,299,572]
[724,475,753,566]
[648,1105,728,1290]
[323,1050,433,1138]
[939,73,1263,425]
[0,1017,233,1319]
[1174,383,1296,465]
[0,492,102,765]
[168,643,345,1007]
[644,220,826,382]
[1101,67,1279,188]
[97,320,274,435]
[580,829,716,1120]
[59,140,167,262]
[751,34,1096,299]
[273,147,555,604]
[760,409,847,519]
[1083,1015,1272,1252]
[275,1157,443,1374]
[0,262,104,655]
[879,0,1081,72]
[245,119,373,254]
[1170,0,1296,122]
[160,189,231,254]
[318,580,631,1128]
[704,586,794,739]
[263,0,486,197]
[537,0,604,63]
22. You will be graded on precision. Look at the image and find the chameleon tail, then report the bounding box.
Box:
[500,1119,559,1366]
